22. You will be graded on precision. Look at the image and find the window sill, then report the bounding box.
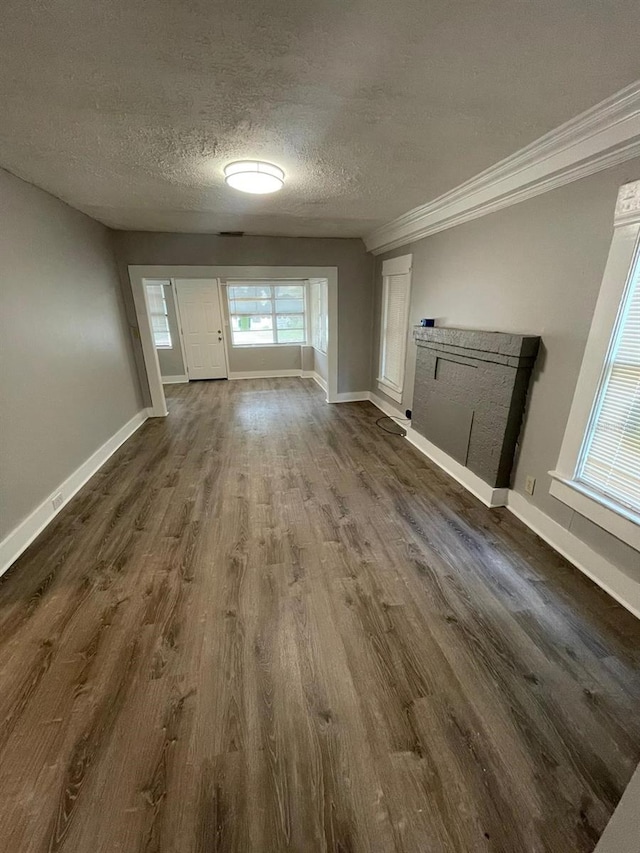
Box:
[376,379,403,403]
[549,472,640,550]
[231,342,307,349]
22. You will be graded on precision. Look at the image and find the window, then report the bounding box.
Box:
[377,254,412,403]
[577,251,639,513]
[309,278,328,354]
[550,179,640,550]
[146,283,172,348]
[227,282,306,346]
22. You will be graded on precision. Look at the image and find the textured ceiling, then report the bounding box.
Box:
[2,0,640,237]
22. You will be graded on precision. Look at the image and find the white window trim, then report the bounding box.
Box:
[377,254,412,403]
[550,179,640,550]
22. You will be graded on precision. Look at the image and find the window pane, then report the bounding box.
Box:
[146,284,166,314]
[275,299,304,314]
[381,272,410,389]
[151,315,167,333]
[153,329,172,348]
[146,283,172,349]
[276,314,305,330]
[277,329,305,343]
[228,285,272,299]
[232,330,275,345]
[231,315,273,332]
[229,299,272,315]
[275,285,304,299]
[227,281,307,347]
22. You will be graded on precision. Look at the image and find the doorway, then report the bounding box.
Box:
[129,264,339,416]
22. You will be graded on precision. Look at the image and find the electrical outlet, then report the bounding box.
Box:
[525,476,536,496]
[51,493,64,511]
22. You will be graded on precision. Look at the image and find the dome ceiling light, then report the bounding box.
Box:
[224,160,285,194]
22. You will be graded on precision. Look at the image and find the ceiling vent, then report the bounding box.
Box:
[218,231,245,237]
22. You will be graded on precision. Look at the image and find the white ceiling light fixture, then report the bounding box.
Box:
[224,160,285,194]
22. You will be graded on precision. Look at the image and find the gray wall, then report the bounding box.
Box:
[0,169,143,541]
[111,232,374,394]
[225,341,302,373]
[371,158,640,579]
[314,348,328,382]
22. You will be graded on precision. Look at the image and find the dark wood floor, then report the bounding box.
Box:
[1,379,639,852]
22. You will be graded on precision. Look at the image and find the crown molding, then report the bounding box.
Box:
[365,80,640,255]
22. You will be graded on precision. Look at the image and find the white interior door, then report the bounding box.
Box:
[174,279,228,380]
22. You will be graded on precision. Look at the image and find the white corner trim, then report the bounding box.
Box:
[228,369,303,380]
[0,409,149,578]
[508,492,640,620]
[161,374,189,384]
[365,80,640,254]
[367,392,508,507]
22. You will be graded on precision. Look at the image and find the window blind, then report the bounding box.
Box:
[310,279,328,353]
[146,283,172,349]
[578,251,640,514]
[380,272,410,392]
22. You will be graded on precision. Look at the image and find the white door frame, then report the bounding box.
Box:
[128,265,339,416]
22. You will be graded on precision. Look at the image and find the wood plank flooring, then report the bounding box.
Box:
[1,378,639,852]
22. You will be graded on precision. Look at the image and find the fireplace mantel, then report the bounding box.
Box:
[412,326,540,489]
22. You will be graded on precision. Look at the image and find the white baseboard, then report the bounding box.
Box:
[368,391,405,418]
[331,391,370,403]
[228,369,331,397]
[507,492,640,619]
[367,390,639,618]
[161,374,188,384]
[302,371,328,393]
[0,409,149,578]
[405,428,509,508]
[368,392,507,507]
[228,369,302,380]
